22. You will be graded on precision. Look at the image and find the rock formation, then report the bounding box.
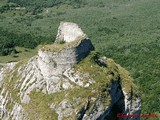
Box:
[56,22,86,42]
[0,22,141,120]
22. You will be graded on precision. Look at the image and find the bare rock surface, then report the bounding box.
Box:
[56,22,86,42]
[0,22,141,120]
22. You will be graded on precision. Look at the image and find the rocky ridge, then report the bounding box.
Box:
[0,22,141,120]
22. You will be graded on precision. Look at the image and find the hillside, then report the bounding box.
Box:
[0,0,160,118]
[0,22,141,120]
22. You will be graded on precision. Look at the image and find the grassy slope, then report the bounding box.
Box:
[3,51,139,119]
[0,47,37,63]
[0,0,159,117]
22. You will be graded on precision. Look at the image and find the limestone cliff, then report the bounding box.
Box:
[0,22,141,120]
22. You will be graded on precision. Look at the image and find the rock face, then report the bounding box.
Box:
[56,22,86,42]
[0,22,141,120]
[38,38,94,77]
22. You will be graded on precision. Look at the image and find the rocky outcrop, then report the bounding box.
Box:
[38,38,94,77]
[56,22,86,42]
[0,22,141,120]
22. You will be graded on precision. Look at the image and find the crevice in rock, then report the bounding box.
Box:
[77,99,90,120]
[97,81,125,120]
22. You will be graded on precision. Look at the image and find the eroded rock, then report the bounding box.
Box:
[0,22,141,120]
[56,22,86,42]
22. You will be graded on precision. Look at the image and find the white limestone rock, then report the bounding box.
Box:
[56,22,86,42]
[56,99,73,120]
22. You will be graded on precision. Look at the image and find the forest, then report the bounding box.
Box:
[0,0,160,119]
[0,28,52,55]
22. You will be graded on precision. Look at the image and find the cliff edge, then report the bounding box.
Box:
[0,22,141,120]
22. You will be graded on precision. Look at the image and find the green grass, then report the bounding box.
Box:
[75,51,140,97]
[23,90,58,120]
[0,0,159,116]
[0,47,37,63]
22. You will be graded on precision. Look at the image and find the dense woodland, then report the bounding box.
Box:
[0,28,52,55]
[0,0,160,119]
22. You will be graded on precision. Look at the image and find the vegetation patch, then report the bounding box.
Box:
[2,61,26,110]
[0,0,159,114]
[75,51,140,98]
[23,90,58,120]
[40,35,86,52]
[0,47,37,63]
